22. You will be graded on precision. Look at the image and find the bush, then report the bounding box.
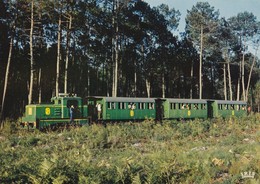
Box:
[0,117,260,183]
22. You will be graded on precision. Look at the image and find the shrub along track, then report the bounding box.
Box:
[0,115,260,183]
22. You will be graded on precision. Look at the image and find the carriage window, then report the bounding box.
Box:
[88,101,94,105]
[236,105,240,110]
[148,103,154,109]
[67,100,78,108]
[185,104,191,110]
[218,104,222,110]
[230,104,234,110]
[224,104,228,110]
[108,102,116,109]
[139,103,145,109]
[201,104,206,110]
[119,102,126,109]
[172,103,177,110]
[128,103,136,110]
[180,103,185,109]
[112,102,116,109]
[194,104,199,110]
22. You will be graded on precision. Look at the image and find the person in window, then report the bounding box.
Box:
[70,105,74,124]
[96,103,102,120]
[129,103,135,110]
[132,104,136,110]
[247,106,251,115]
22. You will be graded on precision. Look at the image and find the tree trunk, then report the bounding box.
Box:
[37,6,43,103]
[241,52,246,101]
[246,46,258,101]
[236,57,242,101]
[146,79,151,98]
[0,35,13,128]
[111,35,115,96]
[199,25,203,99]
[87,57,90,96]
[64,14,72,94]
[112,0,119,97]
[134,60,137,97]
[223,63,227,100]
[56,14,61,97]
[114,30,119,97]
[38,68,41,104]
[190,60,193,99]
[162,74,165,98]
[28,0,34,104]
[227,61,233,101]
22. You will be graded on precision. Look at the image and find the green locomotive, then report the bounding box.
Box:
[21,94,88,129]
[21,94,247,130]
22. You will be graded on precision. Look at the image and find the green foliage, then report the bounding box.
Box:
[0,116,260,183]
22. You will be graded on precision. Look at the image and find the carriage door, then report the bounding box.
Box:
[155,99,164,121]
[87,100,98,121]
[207,101,214,118]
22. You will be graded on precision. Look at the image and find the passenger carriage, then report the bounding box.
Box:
[208,100,247,118]
[86,96,156,122]
[156,98,208,120]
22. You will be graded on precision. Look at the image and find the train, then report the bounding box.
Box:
[21,93,247,130]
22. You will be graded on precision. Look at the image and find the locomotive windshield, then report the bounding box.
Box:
[67,100,78,108]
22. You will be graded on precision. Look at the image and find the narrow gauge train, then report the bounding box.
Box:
[21,94,247,130]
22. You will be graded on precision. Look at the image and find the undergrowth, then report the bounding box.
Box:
[0,115,259,183]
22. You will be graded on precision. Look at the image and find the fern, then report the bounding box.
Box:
[1,117,260,183]
[52,174,69,184]
[39,158,53,177]
[132,173,142,184]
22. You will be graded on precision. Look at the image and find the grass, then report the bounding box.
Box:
[0,114,260,183]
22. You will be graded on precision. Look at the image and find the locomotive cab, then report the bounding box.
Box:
[51,94,82,119]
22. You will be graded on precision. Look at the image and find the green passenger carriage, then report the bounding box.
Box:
[86,96,156,122]
[156,98,208,120]
[208,100,247,118]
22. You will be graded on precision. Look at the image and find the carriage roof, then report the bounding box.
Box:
[163,98,207,104]
[87,96,155,103]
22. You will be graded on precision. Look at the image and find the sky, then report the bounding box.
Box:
[145,0,260,33]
